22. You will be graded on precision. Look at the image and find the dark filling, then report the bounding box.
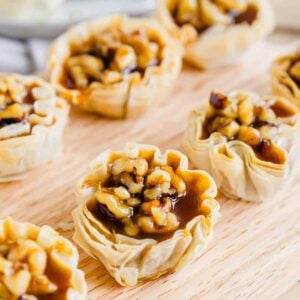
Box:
[231,4,258,25]
[0,118,23,127]
[63,75,77,90]
[205,92,292,164]
[64,30,161,89]
[94,191,199,241]
[172,3,258,33]
[288,57,300,87]
[92,170,200,240]
[0,85,36,128]
[3,248,70,300]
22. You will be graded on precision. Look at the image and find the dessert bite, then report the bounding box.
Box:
[0,73,69,182]
[157,0,275,68]
[0,217,87,300]
[49,15,182,118]
[272,48,300,109]
[73,144,219,286]
[184,90,300,201]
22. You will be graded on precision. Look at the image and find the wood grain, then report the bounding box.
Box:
[1,31,299,300]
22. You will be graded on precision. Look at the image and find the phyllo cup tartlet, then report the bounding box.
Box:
[184,90,300,202]
[0,217,87,300]
[271,48,300,109]
[157,0,274,69]
[72,143,220,286]
[48,15,182,118]
[0,73,69,182]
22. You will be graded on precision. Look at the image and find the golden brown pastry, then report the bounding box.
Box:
[72,143,219,286]
[157,0,275,69]
[184,90,300,202]
[0,217,87,300]
[271,48,300,109]
[0,73,69,182]
[48,15,182,118]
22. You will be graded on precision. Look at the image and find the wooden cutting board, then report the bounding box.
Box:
[1,31,299,300]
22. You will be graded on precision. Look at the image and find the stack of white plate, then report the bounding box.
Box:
[271,0,300,30]
[0,0,156,38]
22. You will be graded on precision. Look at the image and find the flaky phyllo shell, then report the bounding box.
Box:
[184,90,300,202]
[0,73,69,182]
[271,48,300,108]
[72,144,219,286]
[0,217,87,300]
[157,0,274,69]
[48,15,182,118]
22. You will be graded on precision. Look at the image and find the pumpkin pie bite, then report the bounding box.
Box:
[48,15,182,118]
[184,90,300,202]
[271,48,300,109]
[0,217,87,300]
[72,144,219,286]
[157,0,274,69]
[0,73,69,182]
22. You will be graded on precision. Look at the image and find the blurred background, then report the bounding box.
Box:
[0,0,299,74]
[0,1,298,299]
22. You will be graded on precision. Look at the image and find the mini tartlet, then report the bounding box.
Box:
[0,73,69,182]
[49,15,182,118]
[157,0,275,69]
[0,217,87,300]
[72,143,219,286]
[271,48,300,108]
[184,90,300,202]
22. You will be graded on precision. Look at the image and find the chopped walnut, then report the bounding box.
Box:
[204,91,294,164]
[94,156,188,237]
[64,27,162,89]
[0,218,86,299]
[0,76,56,140]
[170,0,257,32]
[288,51,300,86]
[0,237,57,299]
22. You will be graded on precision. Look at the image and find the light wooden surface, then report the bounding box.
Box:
[278,282,300,300]
[1,31,300,300]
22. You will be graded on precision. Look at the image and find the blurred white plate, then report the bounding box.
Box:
[271,0,300,30]
[0,0,156,39]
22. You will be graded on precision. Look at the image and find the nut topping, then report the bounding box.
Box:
[93,156,188,237]
[0,75,57,141]
[0,236,58,298]
[170,0,258,33]
[0,218,86,299]
[287,51,300,87]
[64,27,162,89]
[205,91,293,164]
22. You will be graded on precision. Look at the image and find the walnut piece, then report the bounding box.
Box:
[94,156,187,237]
[64,27,162,89]
[0,218,86,299]
[0,76,56,140]
[0,237,57,298]
[170,0,258,32]
[205,91,292,164]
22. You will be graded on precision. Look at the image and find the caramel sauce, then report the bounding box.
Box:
[23,84,40,104]
[204,91,291,165]
[63,73,77,90]
[271,104,295,118]
[288,58,300,87]
[92,190,200,241]
[63,30,162,90]
[42,257,72,300]
[0,84,37,128]
[174,191,200,228]
[171,3,258,33]
[255,140,286,165]
[0,118,23,127]
[232,5,258,25]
